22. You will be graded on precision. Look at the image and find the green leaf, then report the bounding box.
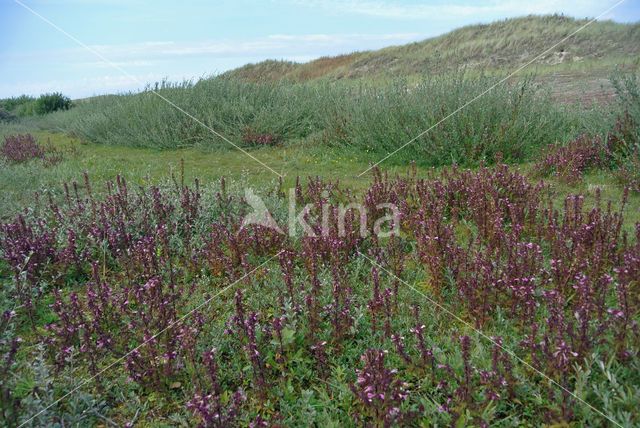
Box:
[282,327,295,344]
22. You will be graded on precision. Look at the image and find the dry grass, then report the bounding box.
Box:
[223,15,640,88]
[293,53,362,81]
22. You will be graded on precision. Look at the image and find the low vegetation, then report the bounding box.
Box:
[0,134,74,169]
[0,93,72,119]
[1,155,639,426]
[532,111,639,183]
[32,73,606,168]
[0,13,639,428]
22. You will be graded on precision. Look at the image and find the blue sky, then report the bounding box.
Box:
[1,0,639,99]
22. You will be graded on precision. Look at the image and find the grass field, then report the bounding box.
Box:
[1,131,639,229]
[1,14,640,428]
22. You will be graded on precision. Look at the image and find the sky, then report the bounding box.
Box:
[1,0,639,99]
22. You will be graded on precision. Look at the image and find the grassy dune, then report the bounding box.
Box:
[225,15,640,81]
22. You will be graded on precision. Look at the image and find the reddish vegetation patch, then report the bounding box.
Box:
[1,134,74,167]
[1,134,45,163]
[295,53,360,81]
[616,148,640,192]
[533,133,611,183]
[241,126,283,146]
[225,60,299,83]
[533,112,639,184]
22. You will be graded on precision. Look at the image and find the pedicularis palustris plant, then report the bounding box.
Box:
[1,149,639,425]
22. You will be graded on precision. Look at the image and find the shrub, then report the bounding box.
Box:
[607,111,640,157]
[43,73,584,166]
[0,95,36,117]
[34,92,72,115]
[0,108,17,123]
[611,67,640,122]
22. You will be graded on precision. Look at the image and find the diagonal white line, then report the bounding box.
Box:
[357,0,627,177]
[358,252,623,428]
[18,251,283,428]
[14,0,283,178]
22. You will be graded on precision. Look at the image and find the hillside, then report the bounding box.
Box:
[226,15,640,81]
[224,15,640,103]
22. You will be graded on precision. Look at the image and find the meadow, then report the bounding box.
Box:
[1,29,640,427]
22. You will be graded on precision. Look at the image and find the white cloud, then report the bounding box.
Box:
[2,32,429,64]
[84,32,426,59]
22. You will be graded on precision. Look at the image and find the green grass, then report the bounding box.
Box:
[0,131,391,217]
[530,165,640,235]
[2,131,638,235]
